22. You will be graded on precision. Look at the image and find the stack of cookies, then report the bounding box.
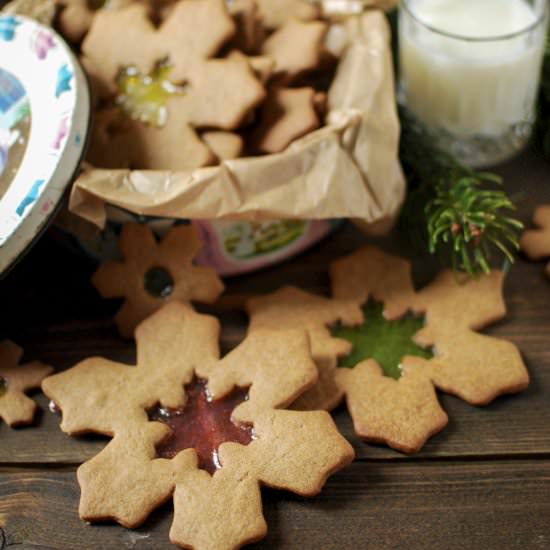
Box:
[2,0,407,240]
[54,0,344,171]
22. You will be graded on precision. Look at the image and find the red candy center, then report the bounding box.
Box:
[148,378,253,475]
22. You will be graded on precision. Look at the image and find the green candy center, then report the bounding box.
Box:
[331,300,433,379]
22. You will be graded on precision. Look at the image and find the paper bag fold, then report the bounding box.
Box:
[68,10,405,235]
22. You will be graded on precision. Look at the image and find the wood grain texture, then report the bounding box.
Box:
[0,150,549,549]
[0,461,549,550]
[1,153,550,463]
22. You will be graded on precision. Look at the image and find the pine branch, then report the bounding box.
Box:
[399,107,523,277]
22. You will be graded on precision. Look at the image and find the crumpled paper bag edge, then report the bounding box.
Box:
[67,9,405,234]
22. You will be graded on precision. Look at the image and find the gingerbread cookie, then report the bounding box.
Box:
[246,286,363,411]
[82,2,265,170]
[251,86,320,154]
[91,223,224,338]
[82,1,234,93]
[330,245,529,453]
[520,205,550,278]
[256,0,320,29]
[56,0,179,43]
[247,54,276,83]
[248,245,529,453]
[88,55,263,169]
[201,130,244,160]
[56,0,135,43]
[88,103,216,170]
[42,302,354,548]
[0,340,52,427]
[262,18,328,80]
[337,359,447,453]
[228,0,265,54]
[57,0,99,43]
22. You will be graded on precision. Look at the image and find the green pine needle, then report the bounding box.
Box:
[399,107,523,277]
[389,9,524,277]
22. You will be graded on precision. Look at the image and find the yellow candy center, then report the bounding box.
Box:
[115,63,185,127]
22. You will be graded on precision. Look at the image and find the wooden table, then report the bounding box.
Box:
[0,150,549,550]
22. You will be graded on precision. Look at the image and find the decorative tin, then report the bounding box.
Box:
[0,14,90,276]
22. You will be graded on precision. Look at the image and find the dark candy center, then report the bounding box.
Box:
[144,266,174,298]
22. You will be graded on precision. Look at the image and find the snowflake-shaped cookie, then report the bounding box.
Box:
[247,245,529,453]
[246,286,363,411]
[56,0,135,42]
[0,340,52,427]
[256,0,320,29]
[91,223,224,339]
[82,1,265,170]
[520,205,550,279]
[42,302,354,549]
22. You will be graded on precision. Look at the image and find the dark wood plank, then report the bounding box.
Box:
[1,371,550,464]
[0,151,549,464]
[1,460,549,549]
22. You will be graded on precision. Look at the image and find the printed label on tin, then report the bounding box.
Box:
[0,67,31,200]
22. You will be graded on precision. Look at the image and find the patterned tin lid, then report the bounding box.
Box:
[0,14,90,276]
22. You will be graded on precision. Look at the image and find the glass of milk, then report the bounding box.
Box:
[399,0,548,167]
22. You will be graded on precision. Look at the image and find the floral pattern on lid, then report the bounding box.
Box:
[0,14,90,276]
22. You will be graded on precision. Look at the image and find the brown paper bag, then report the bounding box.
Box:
[67,9,405,236]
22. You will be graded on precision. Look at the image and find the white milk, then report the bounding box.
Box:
[399,0,547,138]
